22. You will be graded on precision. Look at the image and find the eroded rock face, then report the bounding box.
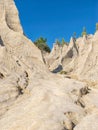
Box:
[0,0,23,33]
[0,0,98,130]
[0,0,45,120]
[45,43,68,72]
[46,33,98,82]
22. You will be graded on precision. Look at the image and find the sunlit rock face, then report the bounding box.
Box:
[46,33,98,81]
[0,0,23,33]
[0,0,45,121]
[0,1,98,130]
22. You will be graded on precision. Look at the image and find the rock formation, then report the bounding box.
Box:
[0,0,98,130]
[46,33,98,82]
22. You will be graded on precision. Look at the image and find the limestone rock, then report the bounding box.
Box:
[46,33,98,81]
[74,113,98,130]
[0,0,23,33]
[0,0,98,130]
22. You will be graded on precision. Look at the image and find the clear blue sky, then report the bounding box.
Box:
[15,0,98,48]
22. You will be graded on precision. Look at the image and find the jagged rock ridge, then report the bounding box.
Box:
[46,33,98,81]
[0,0,98,130]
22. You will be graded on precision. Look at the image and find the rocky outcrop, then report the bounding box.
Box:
[0,0,45,120]
[0,0,98,130]
[46,33,98,82]
[45,37,79,73]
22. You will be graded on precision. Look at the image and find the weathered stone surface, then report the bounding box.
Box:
[0,0,98,130]
[74,113,98,130]
[46,33,98,82]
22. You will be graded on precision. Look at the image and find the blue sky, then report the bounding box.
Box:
[15,0,98,48]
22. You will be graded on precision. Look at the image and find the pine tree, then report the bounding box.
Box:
[81,27,87,37]
[73,32,76,38]
[34,37,50,52]
[61,38,66,46]
[96,23,98,31]
[55,39,61,45]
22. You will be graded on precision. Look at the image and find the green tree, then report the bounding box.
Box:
[81,27,87,37]
[61,38,67,46]
[34,37,51,53]
[55,39,61,45]
[96,23,98,31]
[73,32,76,38]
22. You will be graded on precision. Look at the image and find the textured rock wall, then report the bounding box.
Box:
[46,33,98,81]
[0,1,98,130]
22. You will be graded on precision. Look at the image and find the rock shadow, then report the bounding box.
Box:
[0,36,4,46]
[52,65,63,73]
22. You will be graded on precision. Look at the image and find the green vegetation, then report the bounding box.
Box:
[34,24,98,51]
[81,27,87,37]
[34,37,51,53]
[73,32,76,38]
[96,23,98,31]
[61,38,67,46]
[59,70,67,75]
[55,38,67,46]
[55,39,61,45]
